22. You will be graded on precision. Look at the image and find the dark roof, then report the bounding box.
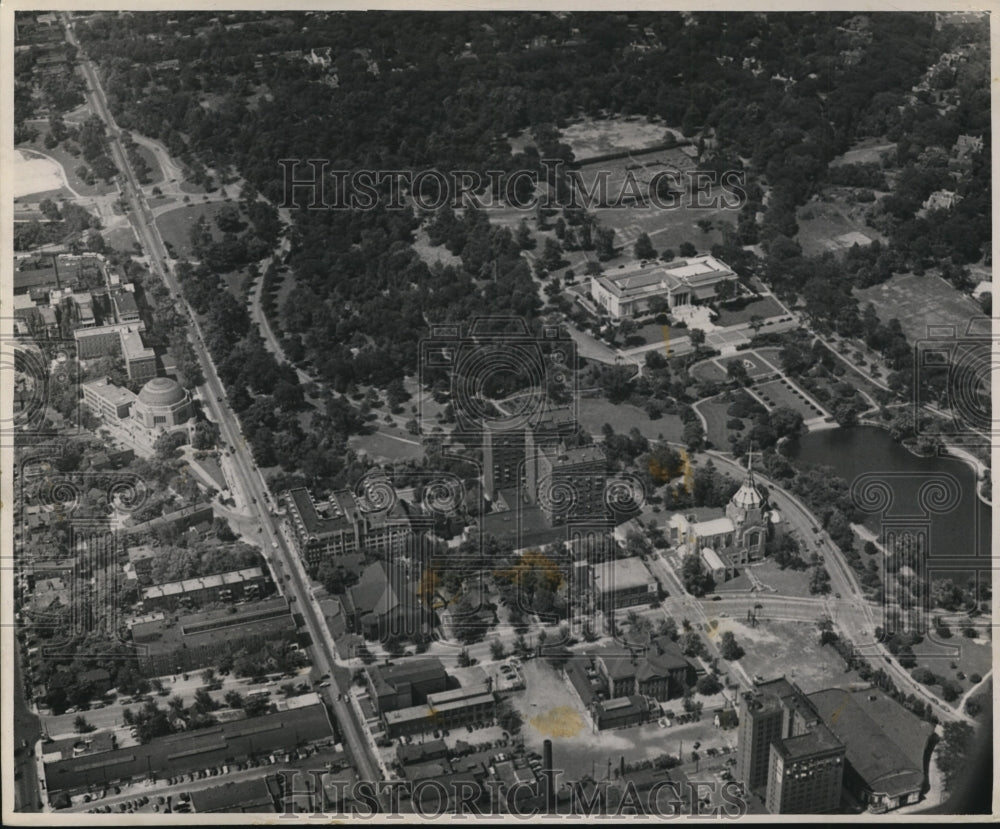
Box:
[45,704,334,793]
[396,738,448,765]
[371,658,447,692]
[809,688,930,798]
[190,777,276,813]
[131,598,295,657]
[284,487,355,539]
[480,503,565,548]
[348,561,419,618]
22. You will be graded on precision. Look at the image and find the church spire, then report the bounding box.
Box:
[746,443,755,487]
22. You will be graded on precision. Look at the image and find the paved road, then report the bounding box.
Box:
[64,12,386,794]
[704,450,972,724]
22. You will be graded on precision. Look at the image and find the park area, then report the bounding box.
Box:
[795,194,885,258]
[154,201,233,259]
[713,295,787,327]
[694,396,736,451]
[577,397,685,443]
[854,272,984,346]
[755,377,826,419]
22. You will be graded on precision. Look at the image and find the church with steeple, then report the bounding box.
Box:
[668,450,780,581]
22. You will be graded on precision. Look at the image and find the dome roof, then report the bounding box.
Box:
[731,481,763,509]
[138,377,186,408]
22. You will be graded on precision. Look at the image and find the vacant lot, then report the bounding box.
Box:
[725,617,863,693]
[854,272,984,346]
[747,559,813,597]
[829,138,896,168]
[577,397,685,443]
[755,378,825,419]
[14,150,64,199]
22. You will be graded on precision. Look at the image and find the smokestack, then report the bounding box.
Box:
[543,739,555,812]
[619,755,625,778]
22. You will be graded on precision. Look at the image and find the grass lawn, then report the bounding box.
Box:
[714,295,787,327]
[695,397,739,451]
[755,378,825,419]
[577,397,685,443]
[16,136,116,197]
[718,352,780,381]
[690,360,728,384]
[796,194,885,258]
[133,143,164,186]
[348,427,425,462]
[560,115,678,159]
[747,559,813,597]
[725,617,865,693]
[103,225,138,252]
[155,201,233,259]
[910,634,992,702]
[854,272,984,346]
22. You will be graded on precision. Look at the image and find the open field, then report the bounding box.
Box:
[713,295,787,327]
[14,149,68,199]
[589,197,736,256]
[720,617,864,694]
[16,138,115,197]
[796,194,885,258]
[154,201,232,259]
[695,396,738,450]
[690,360,728,384]
[854,272,984,346]
[746,559,813,597]
[577,396,685,443]
[755,378,825,419]
[103,225,137,252]
[560,116,679,160]
[348,427,424,462]
[910,634,991,703]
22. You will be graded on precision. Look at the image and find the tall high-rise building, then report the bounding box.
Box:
[737,677,845,814]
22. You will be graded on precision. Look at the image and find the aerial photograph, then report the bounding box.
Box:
[3,5,994,822]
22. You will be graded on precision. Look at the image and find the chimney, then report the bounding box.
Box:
[543,739,555,812]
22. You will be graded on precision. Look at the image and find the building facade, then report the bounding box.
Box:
[737,677,845,815]
[590,255,739,320]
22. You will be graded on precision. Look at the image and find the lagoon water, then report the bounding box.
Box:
[789,426,990,562]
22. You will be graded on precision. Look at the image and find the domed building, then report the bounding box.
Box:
[132,376,192,432]
[668,450,777,582]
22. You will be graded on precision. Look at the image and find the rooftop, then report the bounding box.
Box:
[82,377,136,408]
[141,567,264,601]
[131,597,294,656]
[189,777,275,813]
[137,376,184,408]
[45,704,333,794]
[594,255,736,300]
[809,688,932,797]
[593,557,653,593]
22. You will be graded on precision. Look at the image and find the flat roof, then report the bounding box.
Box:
[45,704,333,794]
[594,255,736,300]
[131,597,294,655]
[593,557,653,592]
[120,327,154,361]
[700,547,727,571]
[82,378,137,408]
[692,517,734,536]
[426,683,492,707]
[142,567,264,600]
[190,777,275,813]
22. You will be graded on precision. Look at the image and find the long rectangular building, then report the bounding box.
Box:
[43,703,334,795]
[591,255,738,320]
[140,567,270,611]
[131,597,296,676]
